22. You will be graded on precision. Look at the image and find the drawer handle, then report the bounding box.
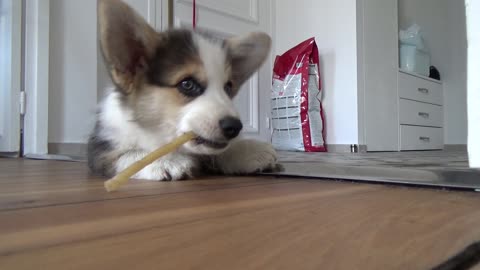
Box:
[418,112,430,118]
[419,136,431,142]
[418,88,429,94]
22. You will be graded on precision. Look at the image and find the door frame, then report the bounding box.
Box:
[22,0,50,157]
[0,0,22,153]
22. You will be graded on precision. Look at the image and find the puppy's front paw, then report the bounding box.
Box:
[217,140,278,174]
[133,154,197,181]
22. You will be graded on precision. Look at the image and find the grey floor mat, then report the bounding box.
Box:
[265,150,480,191]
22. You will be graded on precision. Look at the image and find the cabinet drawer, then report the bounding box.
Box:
[399,99,443,127]
[398,72,443,105]
[400,125,443,150]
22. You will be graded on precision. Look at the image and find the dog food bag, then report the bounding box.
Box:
[271,38,327,152]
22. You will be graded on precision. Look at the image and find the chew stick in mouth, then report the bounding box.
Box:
[104,131,197,192]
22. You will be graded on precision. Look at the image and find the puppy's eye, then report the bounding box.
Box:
[177,78,204,97]
[224,81,233,95]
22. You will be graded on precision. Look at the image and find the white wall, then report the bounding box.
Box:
[466,0,480,167]
[49,0,98,144]
[398,0,468,145]
[274,0,359,145]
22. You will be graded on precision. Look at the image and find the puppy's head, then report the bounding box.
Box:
[98,0,271,155]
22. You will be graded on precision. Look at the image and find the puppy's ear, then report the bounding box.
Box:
[225,32,271,87]
[98,0,158,94]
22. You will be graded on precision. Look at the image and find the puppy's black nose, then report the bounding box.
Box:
[219,117,243,139]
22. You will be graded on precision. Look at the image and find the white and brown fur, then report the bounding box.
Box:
[88,0,278,180]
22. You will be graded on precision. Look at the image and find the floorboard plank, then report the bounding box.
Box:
[0,159,293,210]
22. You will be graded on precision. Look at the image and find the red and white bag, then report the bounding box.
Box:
[271,38,327,152]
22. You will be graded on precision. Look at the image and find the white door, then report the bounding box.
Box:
[0,0,21,153]
[173,0,273,141]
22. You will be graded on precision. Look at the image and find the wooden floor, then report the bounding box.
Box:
[1,158,480,270]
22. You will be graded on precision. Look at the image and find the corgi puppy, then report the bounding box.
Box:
[88,0,278,180]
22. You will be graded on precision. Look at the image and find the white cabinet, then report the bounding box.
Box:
[400,125,443,150]
[398,70,444,150]
[358,0,400,151]
[399,99,443,127]
[357,0,444,151]
[398,71,443,105]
